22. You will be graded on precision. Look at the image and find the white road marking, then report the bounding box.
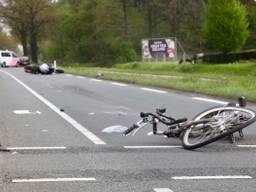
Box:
[12,177,96,183]
[141,88,167,94]
[76,76,85,79]
[102,111,127,115]
[7,147,67,150]
[1,70,106,145]
[91,79,102,82]
[154,188,174,192]
[237,145,256,148]
[147,131,154,136]
[124,146,182,149]
[14,110,41,115]
[111,82,127,87]
[171,175,252,180]
[192,97,228,105]
[65,74,73,77]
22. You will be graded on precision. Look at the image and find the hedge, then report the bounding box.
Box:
[202,50,256,63]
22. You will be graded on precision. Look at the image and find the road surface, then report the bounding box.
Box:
[0,68,256,192]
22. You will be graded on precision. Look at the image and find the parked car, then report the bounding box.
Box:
[0,50,29,67]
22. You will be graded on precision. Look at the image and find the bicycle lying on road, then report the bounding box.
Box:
[123,97,256,150]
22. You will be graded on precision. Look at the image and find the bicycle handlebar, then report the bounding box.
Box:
[140,112,187,125]
[156,108,176,121]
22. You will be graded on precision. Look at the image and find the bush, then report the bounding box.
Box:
[111,40,138,63]
[203,0,249,54]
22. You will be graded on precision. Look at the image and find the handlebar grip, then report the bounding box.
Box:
[157,108,166,114]
[123,124,139,135]
[140,112,148,118]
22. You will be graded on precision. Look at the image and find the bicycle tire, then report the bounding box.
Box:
[182,106,256,150]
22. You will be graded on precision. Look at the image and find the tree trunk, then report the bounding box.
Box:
[20,31,28,56]
[121,0,129,39]
[30,31,38,63]
[146,2,153,37]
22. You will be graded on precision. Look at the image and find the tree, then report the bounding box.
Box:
[0,27,18,51]
[203,0,249,54]
[0,1,29,55]
[0,0,56,62]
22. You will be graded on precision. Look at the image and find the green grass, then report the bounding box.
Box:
[114,61,256,76]
[60,62,256,102]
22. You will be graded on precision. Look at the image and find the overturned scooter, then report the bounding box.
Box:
[24,63,64,74]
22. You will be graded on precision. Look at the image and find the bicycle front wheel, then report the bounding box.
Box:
[182,106,256,150]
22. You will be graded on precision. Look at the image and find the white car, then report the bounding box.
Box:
[0,50,19,67]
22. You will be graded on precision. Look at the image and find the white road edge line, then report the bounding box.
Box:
[7,147,67,150]
[124,146,182,149]
[192,97,228,105]
[237,145,256,148]
[1,70,106,145]
[12,178,96,183]
[172,175,253,180]
[154,188,174,192]
[111,82,127,87]
[141,88,167,94]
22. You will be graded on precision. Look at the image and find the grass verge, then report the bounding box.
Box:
[60,62,256,102]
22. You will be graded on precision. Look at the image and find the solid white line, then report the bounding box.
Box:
[154,188,174,192]
[124,146,182,149]
[141,88,167,94]
[91,79,102,82]
[192,97,228,105]
[12,178,96,183]
[1,70,106,145]
[65,74,73,77]
[111,82,127,87]
[7,147,67,150]
[237,145,256,148]
[171,175,252,180]
[76,76,85,79]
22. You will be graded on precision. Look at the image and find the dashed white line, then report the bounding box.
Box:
[91,79,102,82]
[154,188,174,192]
[76,76,85,79]
[237,145,256,148]
[1,70,106,145]
[7,147,67,150]
[13,110,41,115]
[192,97,228,105]
[111,82,127,87]
[12,178,96,183]
[171,175,252,180]
[141,88,167,94]
[124,146,182,149]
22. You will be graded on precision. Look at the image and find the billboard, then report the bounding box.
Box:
[142,38,176,60]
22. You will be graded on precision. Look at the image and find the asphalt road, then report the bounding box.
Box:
[0,68,256,192]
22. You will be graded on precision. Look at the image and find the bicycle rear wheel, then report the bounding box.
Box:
[182,106,256,150]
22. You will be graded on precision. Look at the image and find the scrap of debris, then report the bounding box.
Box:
[96,72,104,79]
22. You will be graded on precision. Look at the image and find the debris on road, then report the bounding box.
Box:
[102,125,129,133]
